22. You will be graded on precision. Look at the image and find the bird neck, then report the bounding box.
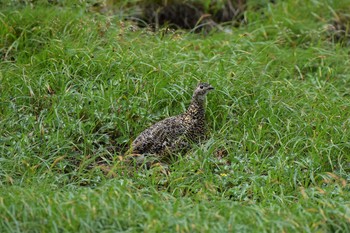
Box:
[184,95,205,119]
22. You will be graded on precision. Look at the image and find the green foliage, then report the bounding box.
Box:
[1,0,350,232]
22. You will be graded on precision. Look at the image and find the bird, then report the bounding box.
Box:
[129,82,214,161]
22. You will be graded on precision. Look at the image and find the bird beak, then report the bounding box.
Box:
[208,86,214,91]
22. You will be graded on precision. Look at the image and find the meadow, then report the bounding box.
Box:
[1,0,350,232]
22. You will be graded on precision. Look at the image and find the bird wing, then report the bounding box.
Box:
[131,116,186,154]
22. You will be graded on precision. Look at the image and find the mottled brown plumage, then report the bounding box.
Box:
[130,83,214,157]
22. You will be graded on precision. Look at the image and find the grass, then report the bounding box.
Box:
[1,0,350,232]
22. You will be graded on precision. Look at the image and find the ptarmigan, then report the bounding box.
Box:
[130,82,214,158]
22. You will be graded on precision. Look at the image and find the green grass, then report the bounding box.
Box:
[1,0,350,232]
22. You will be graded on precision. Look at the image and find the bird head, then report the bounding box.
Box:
[193,83,214,100]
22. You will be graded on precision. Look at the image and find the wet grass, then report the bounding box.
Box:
[1,0,350,232]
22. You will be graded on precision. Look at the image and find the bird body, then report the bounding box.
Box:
[131,83,214,157]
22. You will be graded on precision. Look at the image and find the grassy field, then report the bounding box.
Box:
[1,0,350,232]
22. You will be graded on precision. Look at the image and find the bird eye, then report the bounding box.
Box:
[200,85,204,89]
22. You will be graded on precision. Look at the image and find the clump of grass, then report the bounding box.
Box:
[1,0,350,232]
